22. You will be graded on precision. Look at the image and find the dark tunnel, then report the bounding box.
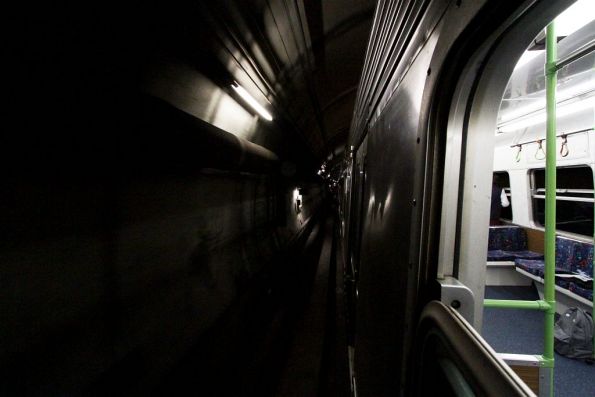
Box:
[6,0,593,396]
[3,0,374,395]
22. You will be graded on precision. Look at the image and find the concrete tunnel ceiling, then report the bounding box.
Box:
[141,0,376,173]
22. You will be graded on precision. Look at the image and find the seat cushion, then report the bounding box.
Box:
[515,259,545,277]
[555,278,571,289]
[487,250,516,261]
[505,250,544,260]
[568,282,593,301]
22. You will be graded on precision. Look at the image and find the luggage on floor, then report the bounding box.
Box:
[554,307,594,360]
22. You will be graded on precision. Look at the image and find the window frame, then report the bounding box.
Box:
[530,165,594,238]
[493,171,513,222]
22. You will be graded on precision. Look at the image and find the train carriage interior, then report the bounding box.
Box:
[3,0,594,396]
[475,2,595,395]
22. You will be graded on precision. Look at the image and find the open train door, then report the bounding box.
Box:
[346,0,578,395]
[411,300,535,396]
[409,1,578,396]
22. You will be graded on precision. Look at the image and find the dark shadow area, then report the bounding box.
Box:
[150,206,331,396]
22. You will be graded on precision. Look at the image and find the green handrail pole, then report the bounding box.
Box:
[484,299,551,311]
[544,22,557,393]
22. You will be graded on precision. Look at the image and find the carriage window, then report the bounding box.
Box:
[493,171,512,221]
[531,166,594,236]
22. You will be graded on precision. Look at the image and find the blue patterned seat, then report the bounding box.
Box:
[555,278,571,289]
[488,226,527,251]
[569,282,593,301]
[570,240,593,278]
[514,258,573,279]
[487,226,544,261]
[505,250,544,260]
[515,259,544,277]
[487,249,516,261]
[555,236,576,272]
[515,236,593,300]
[558,237,593,299]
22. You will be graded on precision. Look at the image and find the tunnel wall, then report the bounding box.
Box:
[3,1,331,394]
[1,171,323,395]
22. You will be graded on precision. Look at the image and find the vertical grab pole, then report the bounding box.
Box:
[544,23,557,396]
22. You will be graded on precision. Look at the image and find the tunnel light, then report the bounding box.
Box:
[293,188,303,213]
[498,96,595,133]
[231,83,273,121]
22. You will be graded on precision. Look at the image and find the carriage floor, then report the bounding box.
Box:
[483,285,595,396]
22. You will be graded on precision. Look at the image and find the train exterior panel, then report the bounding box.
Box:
[340,0,583,395]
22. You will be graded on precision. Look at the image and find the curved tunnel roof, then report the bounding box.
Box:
[7,1,375,178]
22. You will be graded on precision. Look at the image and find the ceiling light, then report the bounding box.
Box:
[231,83,273,121]
[513,1,594,71]
[554,0,595,38]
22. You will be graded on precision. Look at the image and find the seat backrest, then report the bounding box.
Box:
[488,226,527,251]
[555,236,594,276]
[571,241,593,277]
[555,236,576,272]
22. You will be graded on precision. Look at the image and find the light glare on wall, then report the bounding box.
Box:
[499,80,595,124]
[498,96,595,133]
[231,83,273,121]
